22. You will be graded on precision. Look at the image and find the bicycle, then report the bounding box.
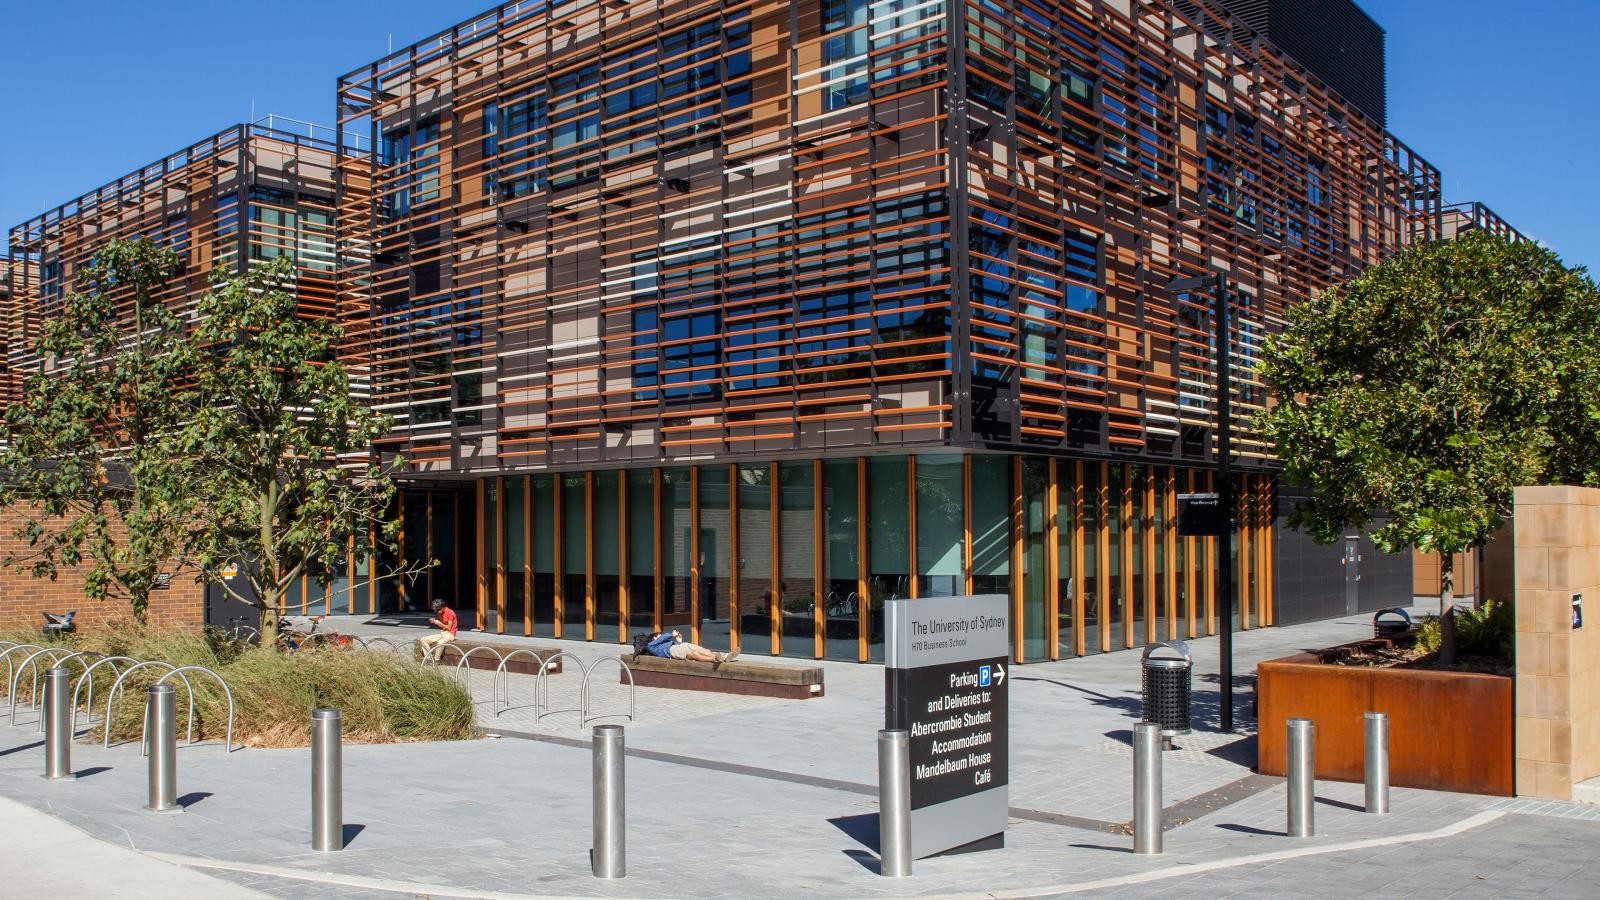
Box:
[276,616,358,652]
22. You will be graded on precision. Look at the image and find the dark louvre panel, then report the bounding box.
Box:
[1218,0,1387,127]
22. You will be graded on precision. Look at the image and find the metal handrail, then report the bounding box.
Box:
[536,651,586,724]
[581,656,635,725]
[149,666,235,754]
[71,656,139,735]
[8,647,75,724]
[494,649,552,717]
[102,662,195,749]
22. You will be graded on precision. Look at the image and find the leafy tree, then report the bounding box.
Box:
[0,239,197,621]
[1258,231,1600,664]
[182,256,400,643]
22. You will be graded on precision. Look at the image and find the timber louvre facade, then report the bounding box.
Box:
[332,0,1438,662]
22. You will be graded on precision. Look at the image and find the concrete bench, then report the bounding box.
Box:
[623,654,823,699]
[436,640,565,676]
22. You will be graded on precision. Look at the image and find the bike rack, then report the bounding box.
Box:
[493,649,553,717]
[6,646,72,723]
[452,646,505,698]
[535,651,586,724]
[0,644,46,710]
[145,666,235,754]
[227,624,261,643]
[70,656,139,736]
[581,656,635,725]
[102,662,195,749]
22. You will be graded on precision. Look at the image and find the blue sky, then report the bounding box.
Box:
[1,0,1594,268]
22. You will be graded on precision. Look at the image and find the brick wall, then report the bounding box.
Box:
[0,502,203,632]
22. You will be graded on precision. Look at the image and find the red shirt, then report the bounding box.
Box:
[437,607,458,635]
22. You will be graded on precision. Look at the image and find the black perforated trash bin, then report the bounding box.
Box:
[1141,641,1191,745]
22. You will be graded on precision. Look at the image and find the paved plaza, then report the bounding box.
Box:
[4,605,1599,898]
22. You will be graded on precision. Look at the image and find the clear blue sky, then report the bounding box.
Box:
[1,0,1594,268]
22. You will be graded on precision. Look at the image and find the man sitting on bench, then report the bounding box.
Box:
[645,629,739,665]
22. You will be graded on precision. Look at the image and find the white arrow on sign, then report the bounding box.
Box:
[993,663,1005,686]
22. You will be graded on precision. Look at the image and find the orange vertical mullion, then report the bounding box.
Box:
[1120,465,1134,650]
[963,454,973,595]
[1263,479,1275,626]
[495,475,506,634]
[1204,470,1216,636]
[728,463,740,655]
[397,497,408,614]
[1184,469,1198,639]
[1164,468,1178,641]
[346,534,355,616]
[1046,457,1060,661]
[1142,467,1157,645]
[1238,477,1251,631]
[425,492,434,603]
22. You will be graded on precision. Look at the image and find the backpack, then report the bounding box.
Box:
[630,632,660,657]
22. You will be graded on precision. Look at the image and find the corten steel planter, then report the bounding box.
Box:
[1257,637,1513,796]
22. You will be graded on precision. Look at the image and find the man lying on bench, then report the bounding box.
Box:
[643,629,739,666]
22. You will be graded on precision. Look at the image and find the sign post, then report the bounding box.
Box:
[884,594,1009,858]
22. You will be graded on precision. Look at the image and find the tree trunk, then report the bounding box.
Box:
[259,603,281,647]
[1439,553,1457,666]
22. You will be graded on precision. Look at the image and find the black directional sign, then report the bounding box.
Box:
[886,595,1009,858]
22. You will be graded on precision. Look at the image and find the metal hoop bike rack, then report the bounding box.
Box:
[581,656,636,725]
[7,646,75,724]
[452,646,506,698]
[535,651,587,723]
[144,666,235,754]
[228,624,261,643]
[71,655,139,736]
[0,644,46,710]
[493,649,553,717]
[102,662,195,749]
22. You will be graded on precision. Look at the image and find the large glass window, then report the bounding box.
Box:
[736,465,773,656]
[562,474,587,635]
[595,472,621,639]
[697,467,732,652]
[532,476,556,635]
[1081,463,1101,654]
[1055,463,1076,654]
[661,468,693,628]
[823,459,860,661]
[915,455,963,597]
[1022,458,1048,660]
[867,457,908,662]
[1107,465,1125,649]
[505,477,527,633]
[779,462,817,659]
[627,470,656,634]
[970,455,1012,597]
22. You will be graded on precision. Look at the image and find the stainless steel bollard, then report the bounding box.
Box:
[42,668,75,781]
[312,708,344,851]
[877,729,912,877]
[1132,721,1162,854]
[146,684,181,813]
[592,724,625,879]
[1286,717,1315,837]
[1364,712,1389,815]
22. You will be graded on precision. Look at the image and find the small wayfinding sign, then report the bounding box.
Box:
[885,594,1009,858]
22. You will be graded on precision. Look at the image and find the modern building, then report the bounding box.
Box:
[1439,200,1525,244]
[331,0,1441,661]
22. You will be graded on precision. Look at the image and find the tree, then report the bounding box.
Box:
[1258,231,1600,664]
[182,256,400,643]
[0,238,197,621]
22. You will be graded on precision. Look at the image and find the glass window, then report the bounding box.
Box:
[531,476,556,634]
[562,474,587,634]
[736,465,773,656]
[779,462,817,659]
[915,454,963,597]
[970,455,1012,598]
[1022,458,1048,660]
[627,470,656,633]
[1056,463,1077,654]
[697,467,732,652]
[661,468,693,628]
[823,459,860,661]
[505,477,527,633]
[595,472,621,639]
[867,457,908,662]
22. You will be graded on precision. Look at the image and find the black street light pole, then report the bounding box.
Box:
[1169,272,1234,733]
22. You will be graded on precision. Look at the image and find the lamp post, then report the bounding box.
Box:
[1168,272,1234,734]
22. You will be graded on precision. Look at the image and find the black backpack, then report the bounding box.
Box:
[630,632,660,657]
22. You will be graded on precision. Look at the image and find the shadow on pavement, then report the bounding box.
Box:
[829,813,879,852]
